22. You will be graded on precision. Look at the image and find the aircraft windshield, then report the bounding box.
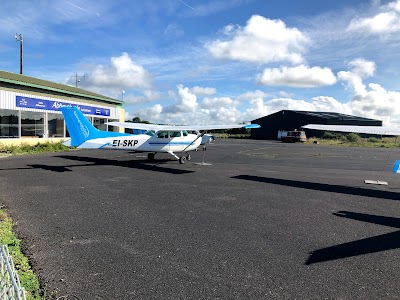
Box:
[145,130,155,136]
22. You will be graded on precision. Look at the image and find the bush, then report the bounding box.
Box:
[321,132,336,139]
[368,137,380,143]
[346,133,360,143]
[321,132,345,140]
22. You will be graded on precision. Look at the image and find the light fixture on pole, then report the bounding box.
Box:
[122,90,125,101]
[15,33,23,74]
[74,73,85,88]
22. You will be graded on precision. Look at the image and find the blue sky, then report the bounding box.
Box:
[1,0,400,126]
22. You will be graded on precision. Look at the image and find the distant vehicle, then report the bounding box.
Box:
[281,130,307,143]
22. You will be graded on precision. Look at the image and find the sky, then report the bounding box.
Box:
[1,0,400,126]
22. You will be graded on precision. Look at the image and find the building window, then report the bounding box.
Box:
[0,109,19,138]
[108,119,119,132]
[48,113,64,138]
[93,117,107,131]
[21,111,45,138]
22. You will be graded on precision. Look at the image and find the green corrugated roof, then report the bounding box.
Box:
[0,70,123,105]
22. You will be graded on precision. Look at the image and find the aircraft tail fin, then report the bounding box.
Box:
[60,106,126,147]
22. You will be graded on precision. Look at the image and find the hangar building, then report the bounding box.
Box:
[251,110,382,140]
[0,70,124,145]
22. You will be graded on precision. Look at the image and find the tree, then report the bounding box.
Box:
[131,117,151,124]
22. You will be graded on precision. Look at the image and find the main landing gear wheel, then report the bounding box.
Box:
[148,153,155,161]
[186,154,191,161]
[179,156,186,164]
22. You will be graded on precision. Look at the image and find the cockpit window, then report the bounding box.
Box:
[169,131,181,138]
[157,131,169,138]
[182,130,189,136]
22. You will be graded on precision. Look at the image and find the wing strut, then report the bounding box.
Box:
[183,132,205,151]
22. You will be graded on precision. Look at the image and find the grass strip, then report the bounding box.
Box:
[0,141,71,156]
[305,136,400,148]
[0,208,43,300]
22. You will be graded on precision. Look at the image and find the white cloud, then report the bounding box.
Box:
[257,65,337,88]
[337,58,376,98]
[334,59,400,126]
[347,1,400,34]
[337,71,367,97]
[123,90,162,104]
[129,79,400,127]
[347,83,400,123]
[164,24,184,38]
[206,15,309,64]
[201,96,238,109]
[83,52,150,89]
[162,84,199,114]
[65,53,151,99]
[242,98,269,121]
[134,104,164,123]
[237,90,268,100]
[348,58,376,77]
[190,86,216,95]
[200,97,242,124]
[311,96,350,113]
[264,98,316,112]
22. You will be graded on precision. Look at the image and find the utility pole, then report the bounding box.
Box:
[15,33,23,74]
[74,73,85,88]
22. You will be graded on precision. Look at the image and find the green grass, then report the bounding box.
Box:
[0,208,43,300]
[214,133,251,139]
[0,141,70,156]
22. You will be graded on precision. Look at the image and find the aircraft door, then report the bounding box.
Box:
[149,130,170,151]
[169,130,184,152]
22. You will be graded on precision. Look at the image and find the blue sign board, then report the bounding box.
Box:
[16,96,111,117]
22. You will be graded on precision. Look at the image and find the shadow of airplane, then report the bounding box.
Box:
[0,155,194,175]
[231,175,400,201]
[51,155,195,174]
[231,175,400,264]
[306,211,400,264]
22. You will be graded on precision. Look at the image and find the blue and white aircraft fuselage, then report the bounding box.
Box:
[61,106,260,164]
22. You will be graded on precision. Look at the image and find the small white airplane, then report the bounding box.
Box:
[60,106,260,164]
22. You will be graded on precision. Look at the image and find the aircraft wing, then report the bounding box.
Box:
[106,122,260,131]
[302,124,400,136]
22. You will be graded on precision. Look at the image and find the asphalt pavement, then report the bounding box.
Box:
[1,139,400,299]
